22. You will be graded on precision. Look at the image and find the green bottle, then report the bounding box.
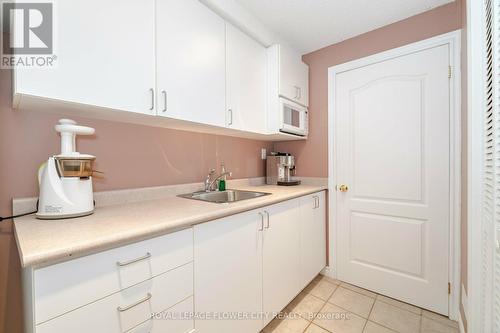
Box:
[218,163,226,191]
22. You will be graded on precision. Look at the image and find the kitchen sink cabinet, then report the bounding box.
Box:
[194,208,264,333]
[194,190,326,332]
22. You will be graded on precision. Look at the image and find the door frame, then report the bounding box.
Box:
[465,0,487,331]
[326,30,462,320]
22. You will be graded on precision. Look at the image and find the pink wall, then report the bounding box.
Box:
[0,78,273,216]
[275,1,463,178]
[0,66,272,333]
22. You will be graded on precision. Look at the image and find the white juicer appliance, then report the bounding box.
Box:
[37,119,96,219]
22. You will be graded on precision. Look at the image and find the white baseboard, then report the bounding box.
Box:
[461,284,468,321]
[321,266,336,279]
[458,312,466,333]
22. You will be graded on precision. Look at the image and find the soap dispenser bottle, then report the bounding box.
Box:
[218,162,227,191]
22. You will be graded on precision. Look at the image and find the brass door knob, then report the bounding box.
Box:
[338,184,349,192]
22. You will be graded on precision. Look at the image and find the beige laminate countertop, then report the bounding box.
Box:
[14,184,326,268]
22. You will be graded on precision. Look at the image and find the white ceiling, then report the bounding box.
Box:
[234,0,455,54]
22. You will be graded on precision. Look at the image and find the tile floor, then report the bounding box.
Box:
[262,275,459,333]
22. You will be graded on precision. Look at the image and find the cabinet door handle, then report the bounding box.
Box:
[258,212,264,231]
[264,210,270,229]
[313,196,319,209]
[116,252,151,267]
[117,293,152,312]
[297,87,302,100]
[293,86,299,99]
[162,90,167,112]
[228,109,233,126]
[149,88,155,111]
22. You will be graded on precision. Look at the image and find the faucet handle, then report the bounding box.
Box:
[204,169,216,192]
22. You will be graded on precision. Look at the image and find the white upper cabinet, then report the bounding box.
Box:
[14,0,156,115]
[155,0,226,127]
[268,44,309,107]
[12,0,307,141]
[225,23,268,134]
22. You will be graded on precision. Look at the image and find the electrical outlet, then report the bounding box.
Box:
[261,148,267,160]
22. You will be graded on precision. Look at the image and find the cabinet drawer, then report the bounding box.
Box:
[34,228,193,324]
[130,296,194,333]
[36,262,194,333]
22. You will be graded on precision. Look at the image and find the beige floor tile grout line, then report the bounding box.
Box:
[361,294,376,332]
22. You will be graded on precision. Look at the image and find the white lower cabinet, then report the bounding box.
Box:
[25,191,325,333]
[262,199,301,326]
[194,208,263,333]
[299,192,326,287]
[194,191,326,332]
[33,228,193,324]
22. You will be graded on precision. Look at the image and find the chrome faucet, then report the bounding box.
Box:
[204,169,232,192]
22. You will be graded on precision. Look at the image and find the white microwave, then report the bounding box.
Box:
[279,98,308,136]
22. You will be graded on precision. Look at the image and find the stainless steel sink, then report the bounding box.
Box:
[178,189,271,203]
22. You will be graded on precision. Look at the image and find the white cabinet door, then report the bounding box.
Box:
[299,192,326,287]
[279,44,309,107]
[156,0,226,127]
[194,209,263,333]
[226,23,268,134]
[262,199,301,325]
[14,0,156,114]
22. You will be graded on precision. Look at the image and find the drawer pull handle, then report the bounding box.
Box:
[264,210,270,229]
[116,252,151,267]
[117,293,152,312]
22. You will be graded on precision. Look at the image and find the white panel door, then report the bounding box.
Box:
[226,23,268,134]
[194,209,263,333]
[14,0,156,114]
[263,199,301,326]
[334,45,450,314]
[299,192,326,287]
[156,0,226,127]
